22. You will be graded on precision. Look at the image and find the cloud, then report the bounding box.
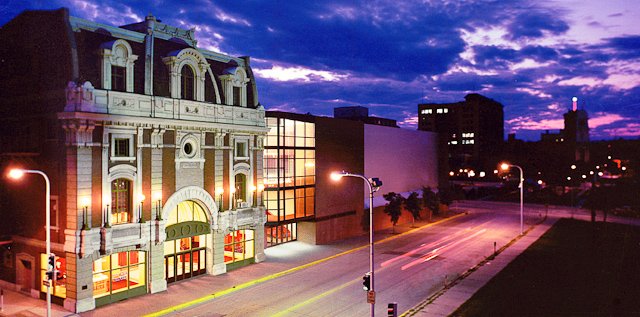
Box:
[505,9,570,40]
[589,113,626,128]
[253,65,348,83]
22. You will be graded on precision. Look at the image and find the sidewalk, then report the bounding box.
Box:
[0,287,79,317]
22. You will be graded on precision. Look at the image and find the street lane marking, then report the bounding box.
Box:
[144,212,468,317]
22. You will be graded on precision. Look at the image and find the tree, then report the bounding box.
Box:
[383,192,403,233]
[422,186,439,218]
[404,192,422,227]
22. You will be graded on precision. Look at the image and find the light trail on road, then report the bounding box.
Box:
[400,228,487,270]
[381,220,493,268]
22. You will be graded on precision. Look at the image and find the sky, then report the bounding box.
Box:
[1,0,639,141]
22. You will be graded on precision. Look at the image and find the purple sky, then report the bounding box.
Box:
[2,0,639,140]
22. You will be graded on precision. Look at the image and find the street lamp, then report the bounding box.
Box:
[138,194,146,223]
[152,191,162,221]
[7,168,52,317]
[500,163,524,235]
[331,171,381,317]
[250,185,257,207]
[215,188,224,210]
[257,184,265,207]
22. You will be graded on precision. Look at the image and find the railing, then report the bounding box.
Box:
[64,82,265,127]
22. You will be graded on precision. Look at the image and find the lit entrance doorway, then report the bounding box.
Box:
[164,200,210,283]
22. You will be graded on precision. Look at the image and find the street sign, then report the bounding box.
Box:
[43,280,50,287]
[367,290,376,304]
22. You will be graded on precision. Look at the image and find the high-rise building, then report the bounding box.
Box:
[418,93,504,174]
[563,97,590,162]
[0,9,267,312]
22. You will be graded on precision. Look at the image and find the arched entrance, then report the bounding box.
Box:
[164,200,210,283]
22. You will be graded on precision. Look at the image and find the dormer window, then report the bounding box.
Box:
[112,66,126,92]
[100,39,138,93]
[163,48,220,102]
[181,65,195,100]
[221,67,249,107]
[233,87,241,106]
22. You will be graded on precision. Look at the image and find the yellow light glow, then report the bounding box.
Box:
[250,185,257,192]
[571,164,576,170]
[215,188,224,196]
[8,169,25,180]
[449,171,454,176]
[500,163,509,171]
[257,184,265,191]
[80,196,91,207]
[231,187,236,194]
[330,172,343,181]
[138,194,146,202]
[537,180,543,185]
[152,191,162,201]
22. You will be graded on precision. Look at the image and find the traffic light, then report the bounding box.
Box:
[369,177,382,191]
[362,272,371,291]
[388,302,398,317]
[46,253,55,281]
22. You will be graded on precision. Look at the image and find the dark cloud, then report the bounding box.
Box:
[505,9,570,40]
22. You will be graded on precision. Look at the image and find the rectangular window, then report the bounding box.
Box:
[110,133,135,161]
[114,138,129,157]
[111,66,126,92]
[235,141,248,158]
[233,87,241,106]
[111,179,131,224]
[224,230,255,265]
[92,251,146,299]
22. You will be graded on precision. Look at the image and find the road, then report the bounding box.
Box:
[167,201,546,316]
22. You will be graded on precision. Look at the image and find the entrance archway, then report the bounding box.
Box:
[164,200,210,283]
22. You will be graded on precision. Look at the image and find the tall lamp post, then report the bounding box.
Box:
[501,163,524,235]
[331,171,381,317]
[8,168,52,317]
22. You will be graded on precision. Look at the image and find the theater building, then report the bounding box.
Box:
[0,9,267,312]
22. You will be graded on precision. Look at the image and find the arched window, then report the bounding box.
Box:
[181,65,195,100]
[100,39,138,93]
[235,174,247,205]
[111,178,132,224]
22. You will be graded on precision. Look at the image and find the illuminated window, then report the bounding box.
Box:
[40,253,66,298]
[111,179,132,224]
[92,251,146,299]
[263,116,315,246]
[224,229,255,266]
[421,109,433,115]
[235,173,247,205]
[462,133,475,138]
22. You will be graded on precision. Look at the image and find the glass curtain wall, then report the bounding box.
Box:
[264,116,315,247]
